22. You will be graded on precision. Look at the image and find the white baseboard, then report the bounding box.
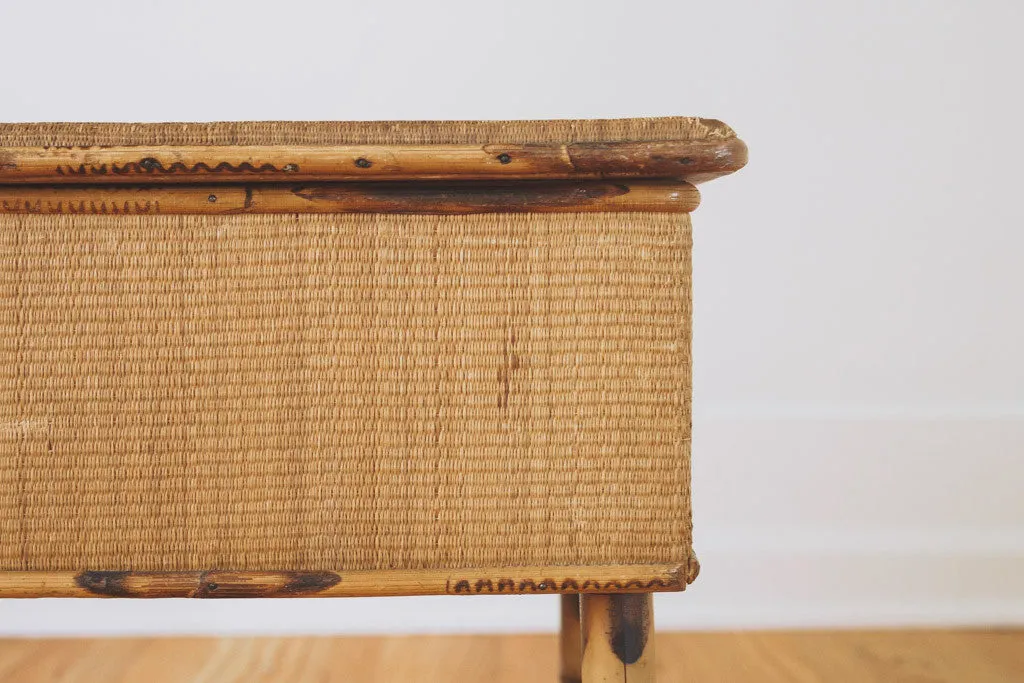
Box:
[657,544,1024,630]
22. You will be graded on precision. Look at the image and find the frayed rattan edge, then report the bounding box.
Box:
[0,563,694,598]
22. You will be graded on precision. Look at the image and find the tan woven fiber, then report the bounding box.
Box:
[0,119,695,574]
[0,116,731,147]
[0,211,691,572]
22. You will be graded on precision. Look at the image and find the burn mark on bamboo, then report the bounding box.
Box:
[282,572,341,594]
[291,180,633,214]
[0,179,693,216]
[1,198,160,214]
[75,571,132,597]
[54,159,300,177]
[74,570,340,598]
[607,594,652,665]
[565,138,747,179]
[192,571,342,598]
[449,575,678,594]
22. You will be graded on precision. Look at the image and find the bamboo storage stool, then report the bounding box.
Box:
[0,117,745,682]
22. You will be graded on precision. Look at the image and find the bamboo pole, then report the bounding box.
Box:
[0,139,747,185]
[581,594,656,682]
[0,564,685,599]
[561,594,584,683]
[0,180,699,215]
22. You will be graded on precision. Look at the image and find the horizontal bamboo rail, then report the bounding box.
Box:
[0,139,747,185]
[0,563,690,599]
[0,180,699,216]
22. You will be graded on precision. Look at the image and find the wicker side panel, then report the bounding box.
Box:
[0,212,691,572]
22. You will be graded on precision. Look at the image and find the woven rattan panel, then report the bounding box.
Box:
[0,116,732,147]
[0,211,691,572]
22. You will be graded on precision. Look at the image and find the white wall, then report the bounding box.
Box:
[0,0,1022,634]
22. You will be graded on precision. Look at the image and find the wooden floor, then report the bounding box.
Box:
[0,631,1020,682]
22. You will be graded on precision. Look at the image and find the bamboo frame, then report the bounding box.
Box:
[0,120,732,618]
[0,563,691,599]
[0,180,699,215]
[0,139,747,185]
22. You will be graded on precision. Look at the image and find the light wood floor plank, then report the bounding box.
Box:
[0,631,1020,682]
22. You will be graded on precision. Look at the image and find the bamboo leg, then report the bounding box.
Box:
[580,593,655,683]
[560,594,583,683]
